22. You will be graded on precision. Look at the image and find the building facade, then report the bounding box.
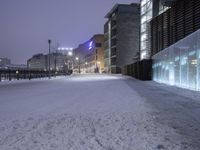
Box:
[74,34,105,73]
[140,0,169,60]
[151,0,200,55]
[27,54,47,70]
[27,52,72,71]
[140,0,153,60]
[0,58,11,66]
[104,21,111,73]
[151,0,200,91]
[104,3,140,74]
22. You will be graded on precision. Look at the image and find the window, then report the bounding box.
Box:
[141,23,146,33]
[95,43,102,48]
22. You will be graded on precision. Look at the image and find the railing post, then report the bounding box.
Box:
[24,70,26,79]
[29,71,31,80]
[9,70,11,81]
[0,70,1,82]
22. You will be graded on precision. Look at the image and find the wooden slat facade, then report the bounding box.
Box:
[151,0,200,56]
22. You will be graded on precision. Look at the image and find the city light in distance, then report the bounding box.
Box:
[89,41,93,50]
[58,47,73,51]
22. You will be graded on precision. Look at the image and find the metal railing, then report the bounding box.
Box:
[0,69,71,82]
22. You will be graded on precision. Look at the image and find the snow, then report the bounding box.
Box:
[0,74,200,150]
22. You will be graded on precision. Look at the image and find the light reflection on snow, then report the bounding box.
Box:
[69,74,121,82]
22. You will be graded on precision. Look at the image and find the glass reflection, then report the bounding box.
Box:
[153,29,200,91]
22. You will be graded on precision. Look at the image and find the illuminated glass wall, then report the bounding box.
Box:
[140,0,152,60]
[153,29,200,91]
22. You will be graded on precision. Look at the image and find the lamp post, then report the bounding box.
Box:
[97,61,101,73]
[67,51,73,72]
[85,62,88,73]
[48,39,51,79]
[76,57,80,73]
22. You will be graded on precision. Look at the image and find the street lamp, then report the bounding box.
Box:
[85,62,88,73]
[48,39,51,79]
[68,51,73,56]
[75,57,80,73]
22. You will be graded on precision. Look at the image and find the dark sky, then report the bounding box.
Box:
[0,0,139,64]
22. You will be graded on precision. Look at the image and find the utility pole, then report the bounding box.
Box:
[48,39,51,79]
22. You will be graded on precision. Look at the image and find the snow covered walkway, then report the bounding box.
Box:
[0,74,200,150]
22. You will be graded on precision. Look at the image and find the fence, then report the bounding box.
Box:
[0,69,70,82]
[123,59,152,80]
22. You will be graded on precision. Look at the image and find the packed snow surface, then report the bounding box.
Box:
[0,74,200,150]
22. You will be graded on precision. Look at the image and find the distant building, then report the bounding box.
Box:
[27,54,47,70]
[104,3,140,73]
[74,34,105,73]
[0,58,11,66]
[27,52,72,71]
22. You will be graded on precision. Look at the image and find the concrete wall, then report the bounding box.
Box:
[116,11,140,68]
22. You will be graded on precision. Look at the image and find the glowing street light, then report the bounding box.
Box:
[48,39,51,79]
[58,47,73,51]
[75,57,80,73]
[68,51,73,56]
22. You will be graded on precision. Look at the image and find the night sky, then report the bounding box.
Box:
[0,0,139,64]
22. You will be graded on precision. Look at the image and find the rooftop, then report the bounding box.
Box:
[105,3,139,18]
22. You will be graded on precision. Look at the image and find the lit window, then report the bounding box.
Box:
[146,10,152,21]
[141,6,146,16]
[141,33,147,41]
[140,40,147,50]
[141,51,147,60]
[141,23,146,33]
[141,16,146,24]
[141,0,147,6]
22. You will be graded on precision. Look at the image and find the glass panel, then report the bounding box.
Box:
[141,23,146,33]
[188,33,197,90]
[198,48,200,90]
[141,5,146,15]
[180,48,188,88]
[168,46,175,85]
[152,29,200,91]
[141,0,147,6]
[188,50,197,89]
[140,40,147,50]
[196,32,200,90]
[141,33,147,41]
[146,10,152,21]
[174,47,180,86]
[141,16,146,24]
